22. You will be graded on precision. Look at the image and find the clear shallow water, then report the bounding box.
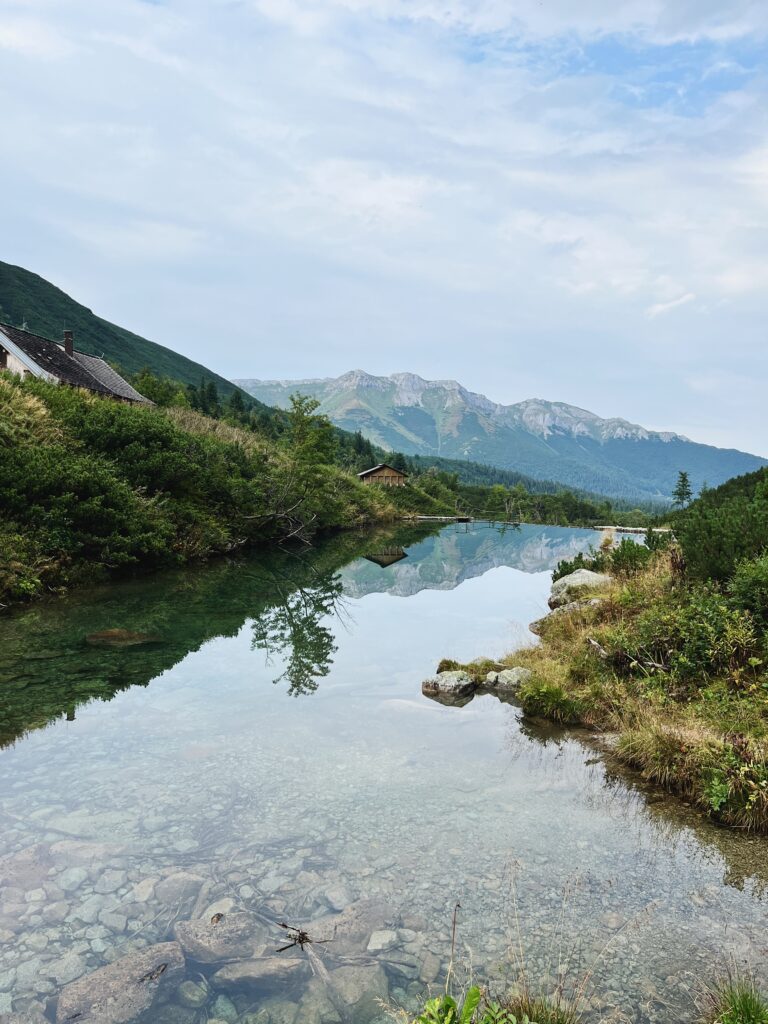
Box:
[0,523,766,1023]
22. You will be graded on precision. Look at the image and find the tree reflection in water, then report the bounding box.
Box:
[248,562,347,695]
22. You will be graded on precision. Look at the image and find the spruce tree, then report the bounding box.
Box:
[672,470,693,508]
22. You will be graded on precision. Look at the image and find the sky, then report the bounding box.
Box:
[1,1,767,454]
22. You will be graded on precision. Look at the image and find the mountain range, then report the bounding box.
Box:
[235,370,766,502]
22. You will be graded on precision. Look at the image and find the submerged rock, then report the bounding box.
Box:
[421,671,475,706]
[212,956,308,990]
[85,629,160,647]
[548,569,611,609]
[174,912,267,964]
[176,979,208,1008]
[55,940,184,1024]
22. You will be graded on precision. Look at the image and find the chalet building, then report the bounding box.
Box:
[363,547,408,568]
[357,463,408,487]
[0,323,150,403]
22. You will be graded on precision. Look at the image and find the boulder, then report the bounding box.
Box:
[493,668,532,695]
[0,845,52,890]
[212,956,308,990]
[549,569,611,609]
[155,872,205,912]
[176,980,208,1008]
[421,671,475,706]
[174,912,267,964]
[310,899,393,957]
[55,941,184,1024]
[326,963,389,1016]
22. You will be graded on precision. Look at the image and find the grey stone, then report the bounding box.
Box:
[549,569,611,609]
[327,963,389,1015]
[58,867,88,893]
[47,950,87,986]
[94,869,127,894]
[55,941,184,1024]
[176,980,208,1008]
[210,995,238,1023]
[367,929,398,952]
[74,893,119,925]
[494,667,532,694]
[311,899,392,957]
[128,877,157,903]
[42,901,69,925]
[98,911,127,933]
[155,872,205,911]
[422,671,475,706]
[0,846,52,890]
[212,957,308,990]
[174,912,267,964]
[0,1011,48,1024]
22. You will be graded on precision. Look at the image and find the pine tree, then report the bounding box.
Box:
[672,470,693,509]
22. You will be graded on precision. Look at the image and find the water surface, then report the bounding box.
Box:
[0,523,766,1023]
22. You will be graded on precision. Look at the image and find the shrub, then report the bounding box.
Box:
[729,555,768,626]
[603,586,761,685]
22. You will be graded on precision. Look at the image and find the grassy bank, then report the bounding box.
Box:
[439,468,768,832]
[0,374,400,607]
[487,546,767,831]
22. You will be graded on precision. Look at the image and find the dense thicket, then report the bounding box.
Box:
[675,467,768,581]
[0,375,393,604]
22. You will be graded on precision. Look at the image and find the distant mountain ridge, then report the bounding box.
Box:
[235,370,766,502]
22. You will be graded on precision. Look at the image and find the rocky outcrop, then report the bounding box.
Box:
[548,569,612,609]
[55,941,184,1024]
[423,666,532,707]
[421,670,475,705]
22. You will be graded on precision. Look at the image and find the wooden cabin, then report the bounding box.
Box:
[0,323,150,404]
[363,547,408,568]
[357,463,408,487]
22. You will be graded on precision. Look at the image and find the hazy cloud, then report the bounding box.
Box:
[0,0,766,453]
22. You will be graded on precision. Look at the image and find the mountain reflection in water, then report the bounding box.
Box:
[0,522,766,1024]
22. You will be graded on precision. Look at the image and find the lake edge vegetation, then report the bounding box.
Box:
[439,468,768,833]
[0,372,651,611]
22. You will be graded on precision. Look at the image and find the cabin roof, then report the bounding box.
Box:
[357,462,409,479]
[0,323,150,402]
[72,350,150,403]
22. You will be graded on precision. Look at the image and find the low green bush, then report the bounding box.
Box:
[730,555,768,626]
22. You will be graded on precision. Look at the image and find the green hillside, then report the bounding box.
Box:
[0,261,261,407]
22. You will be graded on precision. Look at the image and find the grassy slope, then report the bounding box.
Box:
[0,261,262,405]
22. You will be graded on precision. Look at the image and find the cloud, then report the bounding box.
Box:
[647,292,696,318]
[0,0,766,453]
[0,16,74,58]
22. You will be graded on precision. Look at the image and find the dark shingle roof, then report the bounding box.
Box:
[72,351,151,403]
[0,323,148,402]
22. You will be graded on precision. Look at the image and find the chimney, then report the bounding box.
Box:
[63,330,74,356]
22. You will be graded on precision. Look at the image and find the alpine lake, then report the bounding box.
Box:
[0,523,766,1024]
